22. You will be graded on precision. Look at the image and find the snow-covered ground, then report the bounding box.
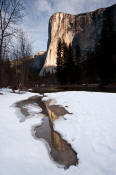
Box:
[43,91,116,175]
[0,88,116,175]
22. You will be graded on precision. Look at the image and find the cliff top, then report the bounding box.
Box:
[50,4,116,20]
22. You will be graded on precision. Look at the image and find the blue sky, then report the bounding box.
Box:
[22,0,116,54]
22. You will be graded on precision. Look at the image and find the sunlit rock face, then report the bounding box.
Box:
[40,4,116,75]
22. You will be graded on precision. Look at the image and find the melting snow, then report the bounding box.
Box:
[0,89,116,175]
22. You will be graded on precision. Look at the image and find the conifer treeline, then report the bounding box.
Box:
[56,8,116,85]
[56,39,80,84]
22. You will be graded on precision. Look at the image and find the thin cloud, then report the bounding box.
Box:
[36,0,116,14]
[22,0,116,53]
[36,0,54,14]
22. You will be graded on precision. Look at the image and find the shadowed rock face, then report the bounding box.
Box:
[40,4,116,75]
[32,51,46,73]
[11,51,46,75]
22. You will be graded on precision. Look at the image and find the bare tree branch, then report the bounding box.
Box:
[0,0,24,85]
[0,0,24,58]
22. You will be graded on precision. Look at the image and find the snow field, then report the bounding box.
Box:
[44,91,116,175]
[0,89,116,175]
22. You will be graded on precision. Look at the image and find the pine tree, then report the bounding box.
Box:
[56,39,63,83]
[74,45,81,83]
[61,40,69,83]
[66,44,75,83]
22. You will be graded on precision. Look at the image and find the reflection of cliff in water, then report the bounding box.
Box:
[35,116,78,168]
[35,99,78,168]
[15,96,78,168]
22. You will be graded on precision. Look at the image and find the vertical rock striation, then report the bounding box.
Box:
[40,4,116,75]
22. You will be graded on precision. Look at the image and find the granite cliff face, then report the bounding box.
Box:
[11,51,46,73]
[32,51,46,73]
[40,4,116,75]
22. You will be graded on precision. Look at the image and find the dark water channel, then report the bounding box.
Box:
[15,96,78,168]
